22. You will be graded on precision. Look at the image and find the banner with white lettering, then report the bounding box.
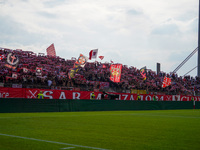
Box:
[0,87,199,101]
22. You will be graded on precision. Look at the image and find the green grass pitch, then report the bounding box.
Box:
[0,110,200,150]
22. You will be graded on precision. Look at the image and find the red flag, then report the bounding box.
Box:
[99,56,104,60]
[162,76,171,88]
[0,54,5,60]
[110,64,122,82]
[89,49,98,60]
[46,43,56,57]
[110,60,114,64]
[102,64,106,68]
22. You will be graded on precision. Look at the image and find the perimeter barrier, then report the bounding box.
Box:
[0,98,199,113]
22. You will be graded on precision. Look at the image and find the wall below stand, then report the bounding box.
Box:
[0,98,199,113]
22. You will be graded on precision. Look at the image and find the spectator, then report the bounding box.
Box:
[47,78,52,88]
[137,94,141,100]
[37,91,44,99]
[90,92,96,100]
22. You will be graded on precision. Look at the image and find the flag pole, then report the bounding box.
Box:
[95,48,98,65]
[198,0,200,76]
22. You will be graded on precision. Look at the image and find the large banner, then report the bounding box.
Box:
[0,87,199,101]
[140,66,147,80]
[4,53,19,70]
[110,64,122,82]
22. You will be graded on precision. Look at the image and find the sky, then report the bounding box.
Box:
[0,0,199,77]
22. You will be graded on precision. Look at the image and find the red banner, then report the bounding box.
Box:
[46,43,56,57]
[0,87,200,101]
[110,64,122,82]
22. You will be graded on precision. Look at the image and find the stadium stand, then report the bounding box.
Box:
[0,48,200,96]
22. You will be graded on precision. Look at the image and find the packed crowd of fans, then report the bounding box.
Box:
[0,48,200,96]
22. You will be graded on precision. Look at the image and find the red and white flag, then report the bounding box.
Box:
[36,67,42,76]
[0,54,5,60]
[12,73,18,79]
[46,43,56,57]
[99,56,104,60]
[162,76,171,88]
[23,67,29,73]
[89,49,98,60]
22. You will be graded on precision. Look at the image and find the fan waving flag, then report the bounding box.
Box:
[68,54,88,79]
[162,76,171,88]
[46,43,56,57]
[89,49,98,60]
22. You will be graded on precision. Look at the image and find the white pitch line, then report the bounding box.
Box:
[61,147,75,149]
[0,133,110,150]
